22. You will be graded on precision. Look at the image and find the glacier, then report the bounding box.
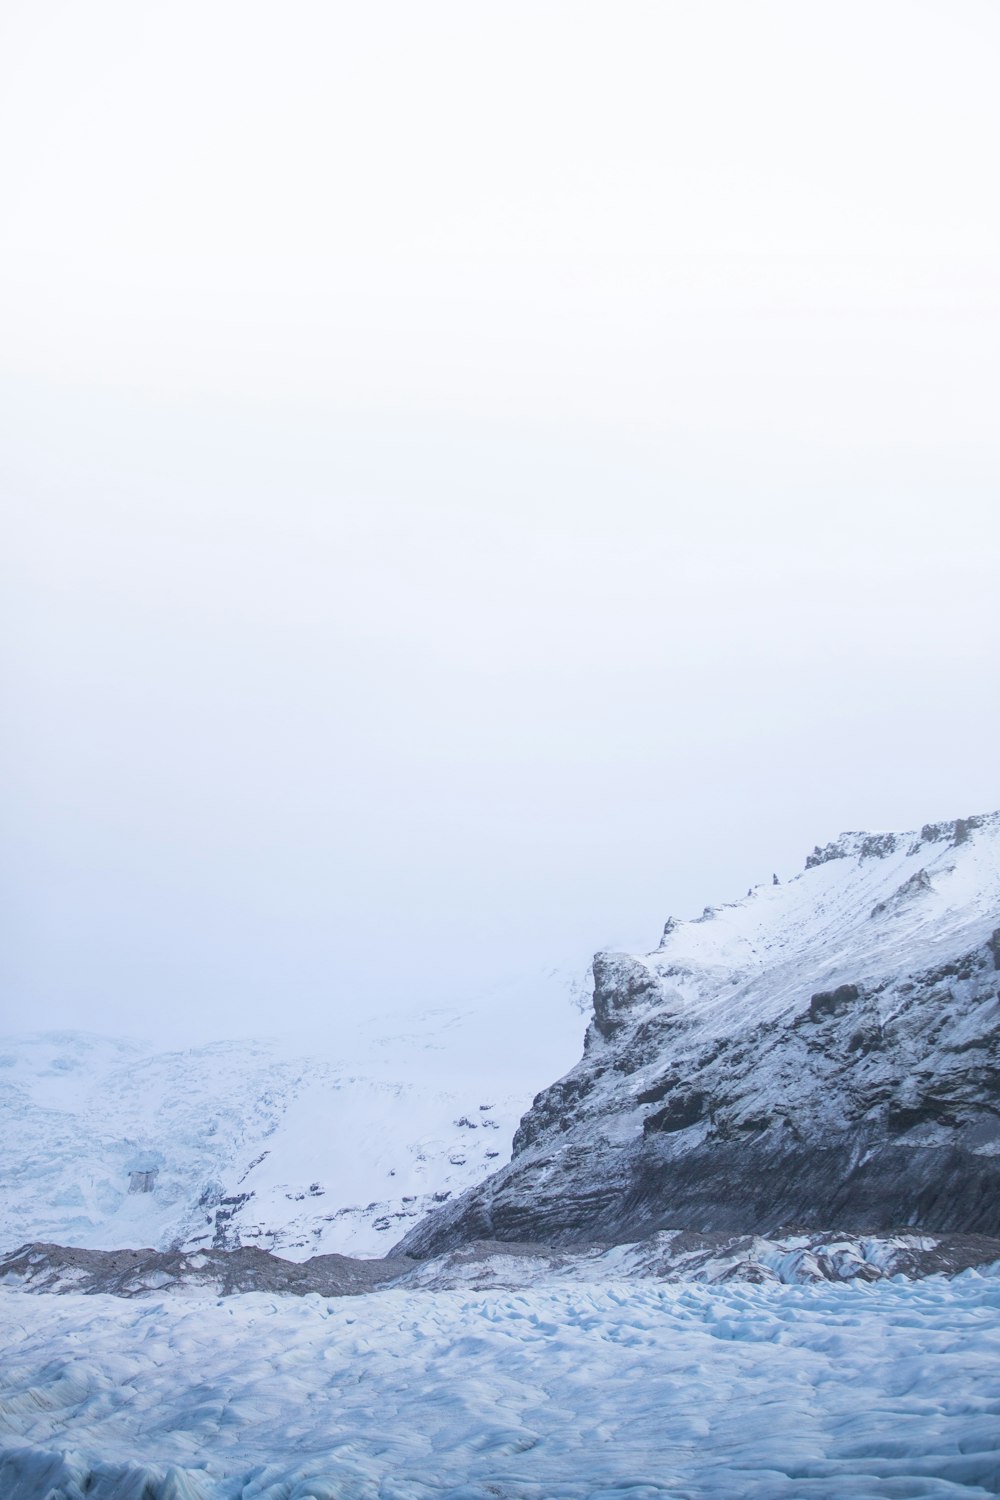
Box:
[2,1272,1000,1499]
[0,970,585,1260]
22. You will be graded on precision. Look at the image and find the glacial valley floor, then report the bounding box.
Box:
[2,1269,1000,1499]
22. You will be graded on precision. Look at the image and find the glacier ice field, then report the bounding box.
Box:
[2,1270,1000,1500]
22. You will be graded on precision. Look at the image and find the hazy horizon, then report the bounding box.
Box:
[2,1,998,1043]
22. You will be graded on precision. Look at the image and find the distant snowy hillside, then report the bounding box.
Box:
[0,970,585,1258]
[401,811,1000,1255]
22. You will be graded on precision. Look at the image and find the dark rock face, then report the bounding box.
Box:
[398,814,1000,1257]
[809,984,861,1021]
[591,952,665,1039]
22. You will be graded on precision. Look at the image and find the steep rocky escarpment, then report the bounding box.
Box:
[398,812,1000,1255]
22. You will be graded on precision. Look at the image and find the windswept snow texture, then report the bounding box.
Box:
[0,973,585,1259]
[3,1274,1000,1499]
[402,812,1000,1255]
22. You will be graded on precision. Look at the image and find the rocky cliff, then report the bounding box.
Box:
[398,812,1000,1255]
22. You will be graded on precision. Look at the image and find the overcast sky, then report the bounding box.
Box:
[2,1,998,1042]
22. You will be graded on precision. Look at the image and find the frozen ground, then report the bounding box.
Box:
[3,1271,1000,1499]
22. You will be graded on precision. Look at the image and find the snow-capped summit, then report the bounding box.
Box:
[399,811,1000,1255]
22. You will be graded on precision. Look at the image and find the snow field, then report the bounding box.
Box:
[2,1272,1000,1499]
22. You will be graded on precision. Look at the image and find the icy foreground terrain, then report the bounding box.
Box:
[0,971,585,1259]
[3,1273,1000,1500]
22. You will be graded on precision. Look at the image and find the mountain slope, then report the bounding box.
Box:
[398,812,1000,1255]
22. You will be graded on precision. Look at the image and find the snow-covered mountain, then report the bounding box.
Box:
[0,970,586,1258]
[400,811,1000,1256]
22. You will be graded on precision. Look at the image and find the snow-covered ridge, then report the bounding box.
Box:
[401,810,1000,1255]
[804,812,994,868]
[640,807,1000,1039]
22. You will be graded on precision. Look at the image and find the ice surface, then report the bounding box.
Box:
[2,1273,1000,1498]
